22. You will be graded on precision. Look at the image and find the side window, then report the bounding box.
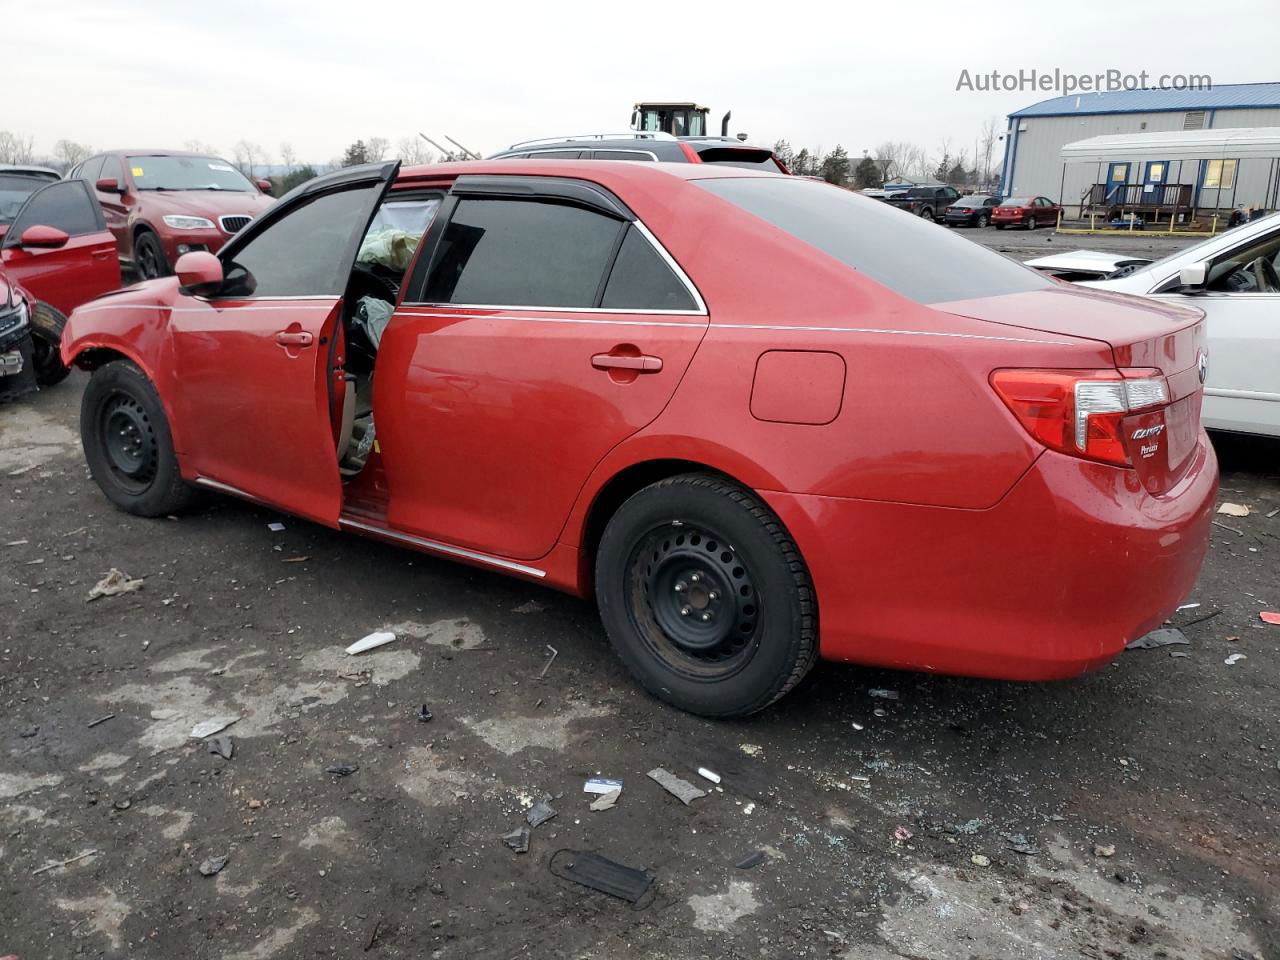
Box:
[2,180,104,244]
[76,156,104,184]
[528,150,583,160]
[220,184,380,298]
[601,226,697,311]
[592,150,654,162]
[99,156,125,188]
[1206,231,1280,293]
[423,198,623,308]
[356,196,442,273]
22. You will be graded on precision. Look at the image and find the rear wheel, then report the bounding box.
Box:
[919,206,934,221]
[81,359,194,516]
[977,214,990,228]
[29,302,70,386]
[1026,216,1038,230]
[596,473,818,717]
[134,231,169,279]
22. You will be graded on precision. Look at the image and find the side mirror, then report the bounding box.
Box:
[19,224,69,249]
[1178,263,1208,291]
[256,178,274,195]
[95,178,124,194]
[174,251,223,292]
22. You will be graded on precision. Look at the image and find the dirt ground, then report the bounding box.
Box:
[3,251,1279,958]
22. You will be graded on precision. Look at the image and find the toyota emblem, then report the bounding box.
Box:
[1197,351,1208,384]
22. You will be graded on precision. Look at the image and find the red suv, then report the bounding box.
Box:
[61,160,1215,717]
[70,150,276,279]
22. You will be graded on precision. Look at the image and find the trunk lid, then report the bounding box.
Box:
[941,284,1208,495]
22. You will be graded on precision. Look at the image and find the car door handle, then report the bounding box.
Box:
[275,330,314,347]
[591,352,662,373]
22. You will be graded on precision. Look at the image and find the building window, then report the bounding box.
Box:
[1202,159,1237,190]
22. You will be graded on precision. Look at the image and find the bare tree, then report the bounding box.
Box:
[233,141,270,179]
[279,142,296,172]
[53,139,92,172]
[184,139,219,155]
[365,137,390,162]
[0,131,37,165]
[396,136,434,165]
[977,116,999,188]
[873,141,905,183]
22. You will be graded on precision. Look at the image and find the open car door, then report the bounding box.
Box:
[0,178,119,315]
[167,162,399,525]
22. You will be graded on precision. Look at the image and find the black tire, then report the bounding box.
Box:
[29,301,70,387]
[1026,217,1037,230]
[595,473,818,718]
[81,359,194,516]
[134,231,170,279]
[977,214,989,228]
[919,206,934,221]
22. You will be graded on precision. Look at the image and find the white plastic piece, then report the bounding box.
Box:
[345,631,396,655]
[191,716,240,739]
[697,767,721,784]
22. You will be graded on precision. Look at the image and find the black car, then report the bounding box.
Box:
[487,133,787,171]
[884,185,961,222]
[943,194,1000,228]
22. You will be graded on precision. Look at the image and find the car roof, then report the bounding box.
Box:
[397,158,781,187]
[0,164,60,179]
[104,149,224,157]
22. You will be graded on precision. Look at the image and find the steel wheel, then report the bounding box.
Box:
[99,392,159,494]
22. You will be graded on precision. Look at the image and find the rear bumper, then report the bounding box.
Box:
[761,438,1217,681]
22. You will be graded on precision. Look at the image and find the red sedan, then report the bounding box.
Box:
[61,160,1215,717]
[993,195,1062,230]
[1,173,120,398]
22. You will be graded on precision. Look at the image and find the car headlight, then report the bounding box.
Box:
[163,215,216,230]
[0,296,28,336]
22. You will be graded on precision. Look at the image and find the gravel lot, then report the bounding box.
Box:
[2,236,1277,958]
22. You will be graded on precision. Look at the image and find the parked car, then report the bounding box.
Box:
[943,194,1000,228]
[992,196,1061,230]
[884,185,961,221]
[1028,211,1280,438]
[488,133,789,171]
[0,176,120,398]
[68,150,276,279]
[62,160,1215,717]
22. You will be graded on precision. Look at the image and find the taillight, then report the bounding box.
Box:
[990,368,1170,466]
[678,142,702,163]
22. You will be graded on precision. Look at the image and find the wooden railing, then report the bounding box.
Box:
[1083,183,1194,207]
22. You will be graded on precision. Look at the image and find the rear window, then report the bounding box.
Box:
[695,177,1053,304]
[1000,197,1032,207]
[694,147,783,172]
[903,188,933,198]
[954,197,987,207]
[0,175,49,225]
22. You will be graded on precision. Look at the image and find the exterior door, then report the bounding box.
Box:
[376,184,709,560]
[1142,160,1168,204]
[168,163,398,524]
[1106,163,1130,205]
[0,179,119,315]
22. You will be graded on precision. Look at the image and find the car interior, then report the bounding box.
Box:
[335,193,442,475]
[1206,230,1280,293]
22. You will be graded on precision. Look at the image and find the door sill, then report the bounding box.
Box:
[337,516,547,579]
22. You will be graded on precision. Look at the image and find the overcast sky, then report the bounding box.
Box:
[7,0,1276,166]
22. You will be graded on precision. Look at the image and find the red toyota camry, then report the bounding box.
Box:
[61,160,1216,717]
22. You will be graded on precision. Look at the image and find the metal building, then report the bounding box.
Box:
[999,82,1280,217]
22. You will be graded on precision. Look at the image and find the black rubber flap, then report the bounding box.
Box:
[549,849,655,906]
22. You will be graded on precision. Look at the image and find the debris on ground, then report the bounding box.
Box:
[589,788,621,812]
[739,743,763,757]
[526,798,558,828]
[85,568,143,602]
[697,767,721,784]
[1224,653,1247,665]
[208,735,234,760]
[198,853,229,877]
[735,850,768,870]
[1094,844,1116,857]
[86,713,115,728]
[549,849,655,905]
[513,599,544,614]
[970,854,991,867]
[324,763,359,777]
[647,767,707,805]
[868,688,899,700]
[190,716,240,739]
[1127,627,1190,650]
[583,777,623,795]
[1002,833,1037,856]
[894,826,914,841]
[1177,602,1201,611]
[1217,502,1251,517]
[417,704,433,723]
[345,631,396,655]
[537,645,558,679]
[267,522,286,532]
[31,849,98,876]
[1261,611,1280,625]
[502,826,531,854]
[1171,651,1191,659]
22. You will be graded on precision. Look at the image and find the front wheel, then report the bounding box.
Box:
[596,473,818,717]
[81,359,194,516]
[134,231,170,279]
[29,302,70,386]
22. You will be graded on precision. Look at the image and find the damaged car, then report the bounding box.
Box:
[1028,211,1280,437]
[0,175,120,399]
[62,160,1216,717]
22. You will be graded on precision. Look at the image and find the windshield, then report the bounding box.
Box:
[0,174,48,225]
[127,155,255,192]
[696,177,1052,304]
